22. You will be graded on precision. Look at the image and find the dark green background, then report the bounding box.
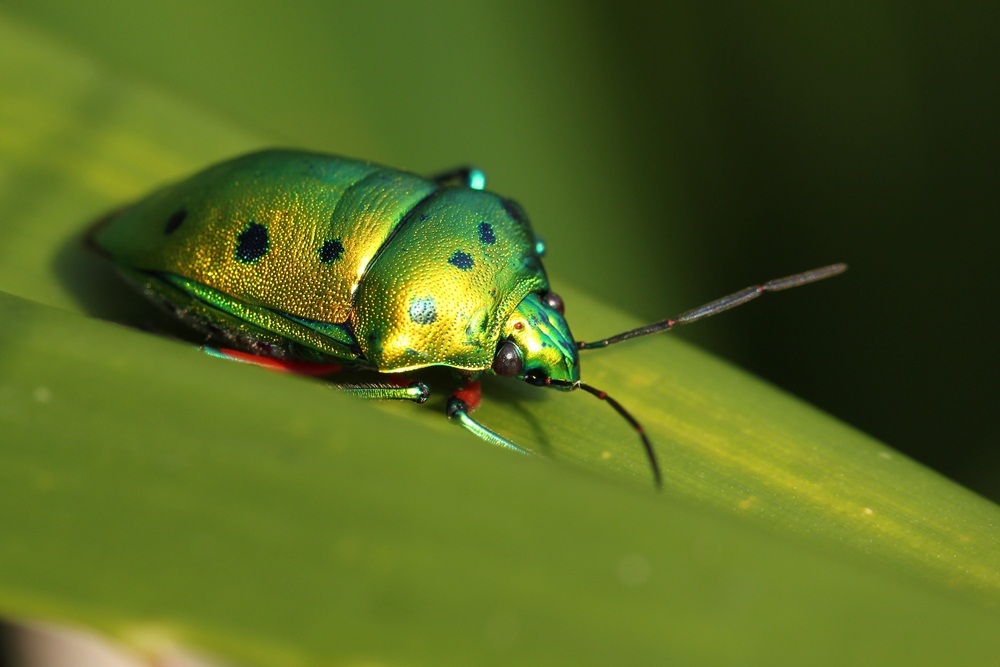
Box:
[8,1,998,499]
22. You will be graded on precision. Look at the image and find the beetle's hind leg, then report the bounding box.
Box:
[204,347,429,403]
[446,381,532,455]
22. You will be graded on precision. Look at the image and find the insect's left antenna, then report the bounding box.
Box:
[578,263,847,350]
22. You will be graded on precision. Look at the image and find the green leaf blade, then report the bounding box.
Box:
[2,10,1000,666]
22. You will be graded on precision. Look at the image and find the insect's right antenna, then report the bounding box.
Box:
[578,263,847,350]
[577,381,662,488]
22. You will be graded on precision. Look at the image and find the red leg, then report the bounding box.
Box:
[450,380,482,412]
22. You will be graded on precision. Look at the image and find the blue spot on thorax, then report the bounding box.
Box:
[449,250,474,270]
[478,222,496,245]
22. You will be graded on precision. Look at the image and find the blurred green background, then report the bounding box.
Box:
[6,0,998,501]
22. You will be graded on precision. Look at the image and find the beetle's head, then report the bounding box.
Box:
[492,291,579,388]
[490,289,660,487]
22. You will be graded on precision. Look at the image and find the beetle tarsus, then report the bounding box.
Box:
[447,397,532,456]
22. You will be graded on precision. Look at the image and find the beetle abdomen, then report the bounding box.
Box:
[91,149,436,324]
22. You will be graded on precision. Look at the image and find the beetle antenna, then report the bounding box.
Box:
[578,382,662,488]
[578,263,846,350]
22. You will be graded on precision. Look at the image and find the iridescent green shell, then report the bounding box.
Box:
[89,149,550,372]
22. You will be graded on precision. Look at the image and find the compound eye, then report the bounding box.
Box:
[492,341,523,378]
[543,291,565,315]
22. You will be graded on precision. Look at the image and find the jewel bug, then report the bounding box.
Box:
[87,149,845,487]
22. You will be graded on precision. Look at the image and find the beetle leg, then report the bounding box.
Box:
[446,381,532,455]
[203,347,429,402]
[331,381,429,403]
[430,166,486,190]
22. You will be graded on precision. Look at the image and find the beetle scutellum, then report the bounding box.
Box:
[88,149,845,486]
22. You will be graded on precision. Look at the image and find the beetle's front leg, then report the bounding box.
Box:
[446,381,532,455]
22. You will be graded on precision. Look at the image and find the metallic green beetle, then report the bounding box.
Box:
[89,149,845,486]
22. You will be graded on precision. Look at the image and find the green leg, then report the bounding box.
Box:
[334,382,429,403]
[445,382,532,455]
[430,166,487,190]
[207,347,528,455]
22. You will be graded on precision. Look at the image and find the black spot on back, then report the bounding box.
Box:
[319,239,344,263]
[235,222,269,263]
[478,222,496,245]
[501,198,529,226]
[164,209,187,235]
[448,250,474,270]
